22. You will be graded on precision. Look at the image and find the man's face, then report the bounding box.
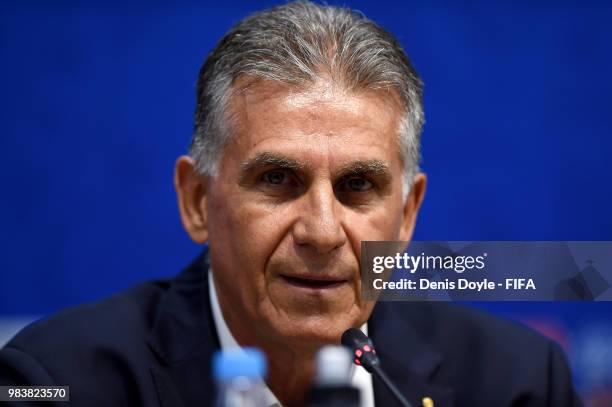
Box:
[196,79,423,349]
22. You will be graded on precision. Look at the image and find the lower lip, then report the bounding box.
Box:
[280,275,348,291]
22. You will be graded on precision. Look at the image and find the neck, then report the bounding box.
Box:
[266,346,316,407]
[211,274,321,406]
[226,319,320,406]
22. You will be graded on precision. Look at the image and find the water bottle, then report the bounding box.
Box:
[307,345,360,407]
[213,348,269,407]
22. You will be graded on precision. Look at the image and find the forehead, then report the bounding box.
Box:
[225,78,404,168]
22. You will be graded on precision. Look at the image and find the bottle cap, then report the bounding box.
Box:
[213,348,267,381]
[315,345,352,385]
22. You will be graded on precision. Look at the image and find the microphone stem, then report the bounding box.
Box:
[371,364,413,407]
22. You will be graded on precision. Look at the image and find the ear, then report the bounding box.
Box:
[174,155,209,244]
[399,173,427,242]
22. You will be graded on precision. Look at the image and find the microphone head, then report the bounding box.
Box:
[341,328,380,373]
[341,328,369,347]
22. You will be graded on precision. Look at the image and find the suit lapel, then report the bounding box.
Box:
[369,302,455,407]
[147,247,221,407]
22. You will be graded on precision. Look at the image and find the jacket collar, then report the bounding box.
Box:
[146,247,453,407]
[147,246,220,407]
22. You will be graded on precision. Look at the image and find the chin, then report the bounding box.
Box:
[269,313,357,350]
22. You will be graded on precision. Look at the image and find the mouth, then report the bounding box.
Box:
[280,274,349,290]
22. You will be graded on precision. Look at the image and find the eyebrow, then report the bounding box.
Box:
[239,152,393,184]
[241,152,307,175]
[336,160,391,180]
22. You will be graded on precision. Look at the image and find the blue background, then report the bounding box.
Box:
[1,0,611,398]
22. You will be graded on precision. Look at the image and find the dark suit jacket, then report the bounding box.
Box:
[0,247,582,406]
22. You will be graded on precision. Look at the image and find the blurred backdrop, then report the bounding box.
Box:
[1,0,611,403]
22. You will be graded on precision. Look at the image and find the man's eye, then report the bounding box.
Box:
[342,177,373,192]
[262,170,290,185]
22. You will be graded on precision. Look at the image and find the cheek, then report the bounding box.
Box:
[345,202,405,244]
[206,195,275,310]
[207,188,291,278]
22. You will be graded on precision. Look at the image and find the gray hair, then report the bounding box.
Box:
[189,0,424,197]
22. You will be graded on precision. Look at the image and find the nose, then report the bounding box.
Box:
[292,181,347,254]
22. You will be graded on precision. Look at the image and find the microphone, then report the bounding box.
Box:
[341,328,413,407]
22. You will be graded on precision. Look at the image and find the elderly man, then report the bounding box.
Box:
[0,1,581,406]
